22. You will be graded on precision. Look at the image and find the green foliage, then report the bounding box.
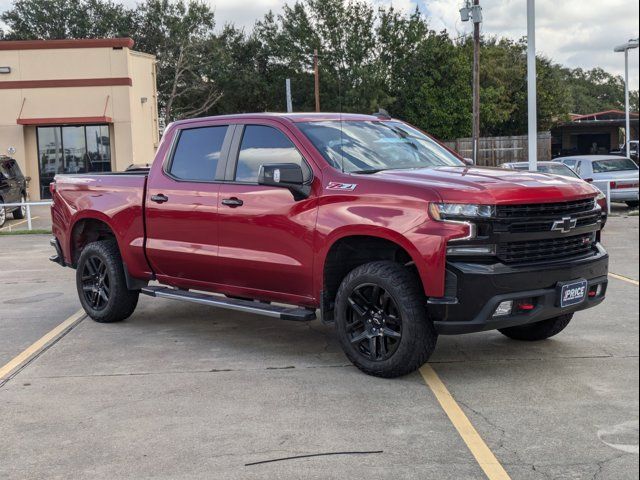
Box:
[1,0,637,138]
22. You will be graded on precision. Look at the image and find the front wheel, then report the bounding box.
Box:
[334,261,437,378]
[13,194,26,219]
[76,240,139,323]
[498,314,573,341]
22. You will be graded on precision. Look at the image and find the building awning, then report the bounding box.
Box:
[17,116,112,126]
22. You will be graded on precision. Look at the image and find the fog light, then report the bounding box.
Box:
[493,300,513,317]
[446,245,496,256]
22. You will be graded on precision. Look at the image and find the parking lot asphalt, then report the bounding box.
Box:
[0,216,638,480]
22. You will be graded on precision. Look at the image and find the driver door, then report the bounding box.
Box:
[216,122,319,302]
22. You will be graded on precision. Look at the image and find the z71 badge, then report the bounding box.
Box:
[327,182,357,191]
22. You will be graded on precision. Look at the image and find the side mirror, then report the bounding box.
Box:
[258,163,311,200]
[463,158,474,166]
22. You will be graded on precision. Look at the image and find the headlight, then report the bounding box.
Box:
[429,203,495,221]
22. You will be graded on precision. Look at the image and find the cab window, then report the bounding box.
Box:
[169,126,228,181]
[235,125,310,183]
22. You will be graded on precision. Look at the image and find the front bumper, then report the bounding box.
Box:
[428,244,609,334]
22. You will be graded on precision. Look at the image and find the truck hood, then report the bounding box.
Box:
[374,166,599,204]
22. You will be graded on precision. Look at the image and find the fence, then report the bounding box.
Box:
[0,201,52,231]
[445,132,552,167]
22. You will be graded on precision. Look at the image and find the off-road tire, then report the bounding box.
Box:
[334,261,437,378]
[498,314,573,341]
[13,194,26,219]
[76,240,139,323]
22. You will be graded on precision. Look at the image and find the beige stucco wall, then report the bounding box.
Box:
[0,41,158,199]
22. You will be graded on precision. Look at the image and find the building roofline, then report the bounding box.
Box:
[0,38,135,51]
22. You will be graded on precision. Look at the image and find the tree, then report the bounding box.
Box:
[1,0,135,39]
[132,0,223,122]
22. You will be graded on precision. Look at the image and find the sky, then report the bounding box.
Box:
[1,0,639,85]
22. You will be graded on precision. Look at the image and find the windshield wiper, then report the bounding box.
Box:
[352,168,386,174]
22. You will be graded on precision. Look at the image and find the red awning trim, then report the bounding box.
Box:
[17,116,112,125]
[0,38,134,51]
[0,77,132,89]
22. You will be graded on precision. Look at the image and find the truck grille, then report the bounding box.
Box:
[497,233,597,264]
[507,211,602,233]
[496,198,595,219]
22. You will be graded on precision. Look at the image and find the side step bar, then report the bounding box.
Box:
[141,286,316,322]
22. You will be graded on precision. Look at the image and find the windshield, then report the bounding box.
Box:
[297,120,464,173]
[592,158,638,173]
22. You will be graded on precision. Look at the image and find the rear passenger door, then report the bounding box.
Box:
[145,122,233,286]
[216,122,319,303]
[0,160,20,204]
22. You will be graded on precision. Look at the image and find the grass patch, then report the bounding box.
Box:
[0,229,52,236]
[629,210,639,217]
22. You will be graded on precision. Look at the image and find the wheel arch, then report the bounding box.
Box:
[319,228,427,319]
[68,212,119,267]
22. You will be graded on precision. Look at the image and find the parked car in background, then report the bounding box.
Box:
[556,155,639,209]
[501,161,608,214]
[0,156,28,228]
[610,140,639,164]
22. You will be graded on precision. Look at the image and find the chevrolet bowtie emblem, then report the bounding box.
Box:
[551,216,578,233]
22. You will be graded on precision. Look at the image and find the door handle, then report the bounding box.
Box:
[221,197,244,208]
[150,193,169,204]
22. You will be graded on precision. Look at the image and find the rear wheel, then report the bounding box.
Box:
[13,194,26,219]
[498,314,573,341]
[0,203,5,228]
[76,240,139,323]
[334,261,437,378]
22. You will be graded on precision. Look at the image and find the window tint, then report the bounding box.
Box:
[170,126,228,181]
[592,158,638,173]
[575,161,582,175]
[235,125,308,183]
[0,162,12,179]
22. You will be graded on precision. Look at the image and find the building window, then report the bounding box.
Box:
[37,125,111,199]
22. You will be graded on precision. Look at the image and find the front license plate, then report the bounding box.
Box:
[558,279,588,308]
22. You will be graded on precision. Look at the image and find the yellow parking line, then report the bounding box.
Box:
[0,216,40,231]
[609,272,639,286]
[420,364,511,480]
[0,309,85,382]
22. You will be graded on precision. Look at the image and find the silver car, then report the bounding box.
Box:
[556,155,639,209]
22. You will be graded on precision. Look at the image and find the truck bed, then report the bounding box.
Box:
[51,172,152,280]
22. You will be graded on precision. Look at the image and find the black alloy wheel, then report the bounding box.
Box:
[345,283,402,361]
[80,255,111,311]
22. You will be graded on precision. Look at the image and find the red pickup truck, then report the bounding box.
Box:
[50,113,609,377]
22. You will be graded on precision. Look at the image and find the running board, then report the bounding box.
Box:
[141,286,316,321]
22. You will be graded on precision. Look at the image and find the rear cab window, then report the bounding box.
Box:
[168,126,229,181]
[592,158,638,173]
[234,125,311,183]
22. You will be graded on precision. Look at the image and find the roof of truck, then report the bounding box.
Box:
[170,112,389,127]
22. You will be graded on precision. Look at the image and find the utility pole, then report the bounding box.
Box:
[460,0,482,164]
[527,0,537,171]
[313,49,320,112]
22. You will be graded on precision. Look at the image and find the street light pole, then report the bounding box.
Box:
[459,0,483,164]
[614,38,639,158]
[527,0,537,172]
